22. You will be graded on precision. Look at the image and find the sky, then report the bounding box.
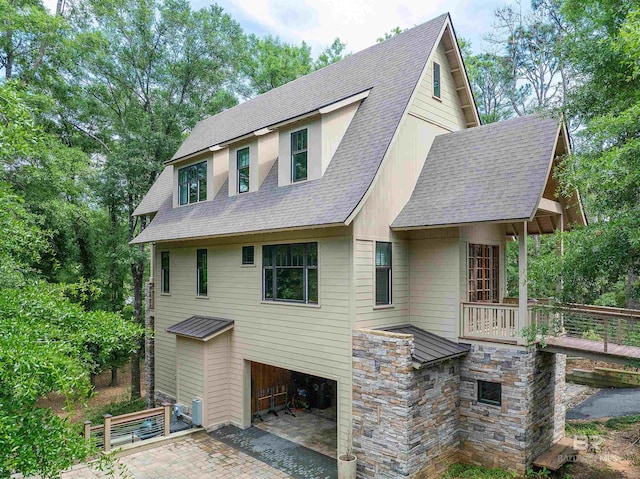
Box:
[44,0,511,55]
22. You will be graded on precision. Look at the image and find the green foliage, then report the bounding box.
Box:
[603,414,640,430]
[314,37,348,70]
[86,397,147,425]
[242,34,313,95]
[565,420,603,437]
[376,26,407,43]
[444,463,517,478]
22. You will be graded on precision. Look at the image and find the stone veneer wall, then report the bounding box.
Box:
[352,329,460,478]
[459,345,564,473]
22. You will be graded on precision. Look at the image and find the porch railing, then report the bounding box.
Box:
[84,403,171,452]
[460,302,520,340]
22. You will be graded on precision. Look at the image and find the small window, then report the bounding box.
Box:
[263,242,317,303]
[375,242,392,305]
[160,252,170,294]
[178,161,207,205]
[478,380,501,406]
[196,249,207,296]
[433,61,441,99]
[237,147,250,193]
[291,129,308,182]
[242,246,254,265]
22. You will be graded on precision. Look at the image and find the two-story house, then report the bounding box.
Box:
[132,13,585,477]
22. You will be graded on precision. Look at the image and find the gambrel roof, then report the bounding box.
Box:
[392,115,563,229]
[131,13,454,243]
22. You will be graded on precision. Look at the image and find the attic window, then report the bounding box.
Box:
[291,129,308,182]
[433,61,441,99]
[237,147,250,194]
[178,161,207,205]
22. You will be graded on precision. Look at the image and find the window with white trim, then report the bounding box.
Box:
[178,161,207,205]
[375,242,392,305]
[291,129,308,182]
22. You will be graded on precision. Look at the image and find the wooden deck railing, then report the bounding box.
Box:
[84,403,171,452]
[460,302,520,340]
[462,300,640,351]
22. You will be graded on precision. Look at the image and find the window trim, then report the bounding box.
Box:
[291,128,308,183]
[477,380,502,407]
[242,245,255,266]
[468,243,500,303]
[262,242,318,304]
[433,61,441,99]
[160,251,170,294]
[375,241,392,306]
[196,248,208,297]
[237,147,250,194]
[178,161,207,206]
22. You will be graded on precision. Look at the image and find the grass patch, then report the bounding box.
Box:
[604,414,640,430]
[444,464,518,478]
[85,398,147,425]
[565,420,605,437]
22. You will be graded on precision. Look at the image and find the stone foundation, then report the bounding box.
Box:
[352,331,565,477]
[352,329,459,478]
[459,345,565,473]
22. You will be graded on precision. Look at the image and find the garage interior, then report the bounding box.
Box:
[250,361,337,458]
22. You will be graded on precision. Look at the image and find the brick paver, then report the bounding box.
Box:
[62,431,294,479]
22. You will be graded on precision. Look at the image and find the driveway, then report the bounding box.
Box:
[62,431,294,479]
[567,387,640,420]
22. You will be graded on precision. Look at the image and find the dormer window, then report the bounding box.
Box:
[433,61,441,99]
[178,161,207,205]
[237,147,250,193]
[291,129,308,182]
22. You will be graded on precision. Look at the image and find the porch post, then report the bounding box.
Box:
[518,221,528,343]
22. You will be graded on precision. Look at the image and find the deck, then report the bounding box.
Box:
[461,301,640,364]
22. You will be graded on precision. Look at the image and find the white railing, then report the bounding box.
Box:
[460,302,520,340]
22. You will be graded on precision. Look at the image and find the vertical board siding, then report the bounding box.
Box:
[409,238,461,340]
[354,239,409,329]
[176,337,205,408]
[207,333,230,427]
[153,234,351,452]
[408,40,466,131]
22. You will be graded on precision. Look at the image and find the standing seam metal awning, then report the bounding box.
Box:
[166,315,234,341]
[380,324,470,365]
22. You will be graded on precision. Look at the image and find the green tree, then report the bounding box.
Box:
[314,37,348,70]
[376,26,406,43]
[65,0,246,399]
[556,0,640,307]
[242,34,313,95]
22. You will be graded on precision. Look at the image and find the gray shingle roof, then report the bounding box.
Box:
[392,115,560,229]
[133,166,173,217]
[381,324,470,365]
[131,14,448,244]
[166,315,234,340]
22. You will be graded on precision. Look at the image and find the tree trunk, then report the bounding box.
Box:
[5,30,13,80]
[110,367,118,387]
[130,214,147,400]
[626,268,639,310]
[145,300,155,408]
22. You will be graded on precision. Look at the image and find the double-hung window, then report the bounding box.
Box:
[263,242,317,303]
[433,61,441,99]
[375,242,392,305]
[178,161,207,205]
[237,147,250,193]
[291,129,308,182]
[468,244,499,302]
[160,252,170,294]
[196,249,208,296]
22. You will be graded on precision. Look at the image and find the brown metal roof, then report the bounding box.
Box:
[381,324,470,365]
[166,315,233,341]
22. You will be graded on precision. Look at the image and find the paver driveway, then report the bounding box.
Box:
[62,431,294,479]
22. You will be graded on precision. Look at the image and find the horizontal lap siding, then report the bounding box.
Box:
[154,235,352,452]
[354,239,409,329]
[408,40,466,131]
[409,238,461,340]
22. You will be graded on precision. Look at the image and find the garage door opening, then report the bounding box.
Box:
[250,361,337,458]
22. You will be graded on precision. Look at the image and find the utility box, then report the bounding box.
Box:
[192,398,203,426]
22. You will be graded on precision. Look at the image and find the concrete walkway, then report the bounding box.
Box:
[61,431,294,479]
